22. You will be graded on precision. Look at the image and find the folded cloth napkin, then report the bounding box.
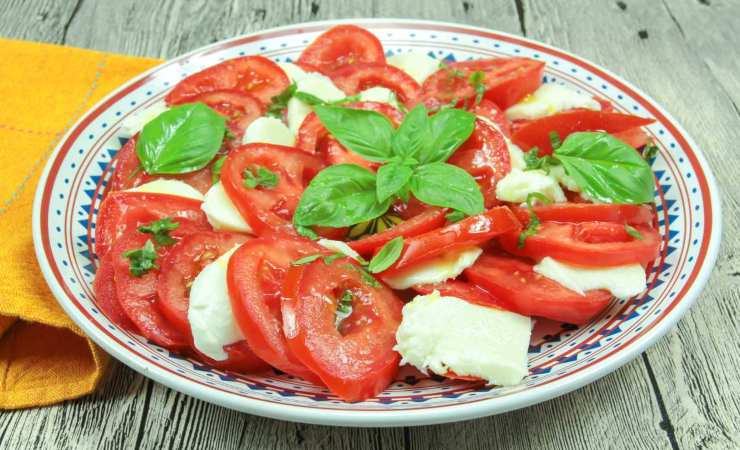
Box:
[0,38,161,409]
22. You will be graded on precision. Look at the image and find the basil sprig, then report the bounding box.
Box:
[367,237,404,273]
[136,103,226,175]
[293,104,482,229]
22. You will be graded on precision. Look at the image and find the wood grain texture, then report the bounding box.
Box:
[1,0,738,449]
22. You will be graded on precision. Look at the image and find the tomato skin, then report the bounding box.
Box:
[612,126,651,149]
[465,254,614,324]
[157,231,251,336]
[166,56,289,106]
[281,259,403,402]
[421,58,544,110]
[95,192,211,258]
[348,208,447,255]
[499,221,661,266]
[227,236,324,383]
[413,279,506,310]
[380,206,522,275]
[469,99,512,137]
[193,340,271,374]
[297,25,386,75]
[220,144,325,234]
[191,89,264,138]
[510,203,655,226]
[93,252,136,331]
[511,110,655,154]
[449,117,511,208]
[331,63,421,108]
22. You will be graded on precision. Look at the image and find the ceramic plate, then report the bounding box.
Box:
[32,19,721,426]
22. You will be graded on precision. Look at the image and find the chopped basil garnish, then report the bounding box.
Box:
[368,237,404,273]
[266,83,297,118]
[518,192,552,248]
[137,217,180,246]
[243,166,278,189]
[334,290,354,330]
[123,239,159,277]
[625,224,644,240]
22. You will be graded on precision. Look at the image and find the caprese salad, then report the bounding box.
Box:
[93,25,661,402]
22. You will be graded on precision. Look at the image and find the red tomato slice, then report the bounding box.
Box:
[380,207,522,275]
[227,235,324,382]
[331,63,421,108]
[297,25,385,75]
[111,228,188,349]
[448,117,511,208]
[281,258,403,402]
[593,96,615,112]
[511,203,655,225]
[193,340,271,374]
[108,135,213,194]
[157,231,251,336]
[499,221,661,266]
[390,196,435,220]
[413,279,505,309]
[612,126,651,149]
[469,99,512,137]
[220,144,324,234]
[317,138,377,171]
[93,252,136,331]
[348,208,447,255]
[511,110,655,154]
[191,89,264,138]
[296,101,403,154]
[166,56,289,106]
[421,58,544,110]
[95,192,211,258]
[465,254,614,324]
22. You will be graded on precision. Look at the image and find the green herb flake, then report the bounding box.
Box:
[294,224,319,240]
[243,166,279,189]
[291,254,322,266]
[334,290,354,330]
[468,70,486,105]
[517,192,552,248]
[343,263,381,287]
[322,252,347,264]
[445,210,466,223]
[524,147,560,173]
[211,155,227,184]
[137,217,180,246]
[625,224,644,240]
[123,239,160,277]
[642,140,659,160]
[266,82,297,118]
[368,237,405,273]
[548,131,562,150]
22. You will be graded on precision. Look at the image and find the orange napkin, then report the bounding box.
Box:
[0,38,162,409]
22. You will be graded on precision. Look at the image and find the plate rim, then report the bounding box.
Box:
[32,18,723,427]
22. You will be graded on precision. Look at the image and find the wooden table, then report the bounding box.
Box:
[1,1,738,448]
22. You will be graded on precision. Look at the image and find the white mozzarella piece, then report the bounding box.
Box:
[533,257,647,300]
[505,83,601,121]
[382,247,482,290]
[317,239,363,262]
[285,71,346,134]
[548,165,581,192]
[121,100,168,135]
[242,116,296,146]
[495,168,567,204]
[277,62,308,83]
[387,51,439,84]
[395,291,531,386]
[126,179,204,201]
[286,97,313,134]
[201,183,253,234]
[358,86,401,109]
[188,246,244,361]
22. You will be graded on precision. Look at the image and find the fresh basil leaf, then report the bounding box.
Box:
[517,192,551,248]
[323,253,348,265]
[391,104,429,159]
[524,147,560,173]
[548,131,562,150]
[335,290,354,330]
[211,155,226,184]
[419,108,476,164]
[295,224,318,240]
[243,166,279,189]
[137,217,180,246]
[554,132,655,204]
[376,162,414,203]
[445,210,467,223]
[267,83,297,117]
[409,162,484,216]
[136,103,226,174]
[368,236,404,273]
[123,239,159,277]
[293,164,392,227]
[293,91,325,106]
[313,106,394,163]
[625,224,644,240]
[291,254,322,266]
[526,192,552,208]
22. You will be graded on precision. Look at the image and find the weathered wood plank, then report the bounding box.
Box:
[0,0,79,44]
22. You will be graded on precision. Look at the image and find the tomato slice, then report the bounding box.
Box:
[511,110,655,154]
[227,235,324,382]
[465,254,614,324]
[448,117,511,208]
[469,99,512,137]
[93,252,136,331]
[193,341,271,374]
[191,89,264,138]
[95,192,211,258]
[297,25,385,75]
[108,135,213,194]
[296,101,403,154]
[421,58,544,110]
[166,56,289,106]
[157,231,251,336]
[220,144,325,234]
[281,258,403,402]
[499,221,661,266]
[380,206,522,275]
[348,208,447,255]
[317,138,378,171]
[331,63,421,108]
[612,126,651,149]
[511,203,655,225]
[413,279,505,309]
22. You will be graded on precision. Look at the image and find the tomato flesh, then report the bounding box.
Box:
[297,25,386,75]
[510,203,655,226]
[465,254,614,324]
[281,259,403,402]
[413,279,505,310]
[193,340,271,374]
[93,252,136,331]
[331,63,421,108]
[469,99,512,137]
[348,208,447,255]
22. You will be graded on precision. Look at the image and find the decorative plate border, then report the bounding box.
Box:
[32,19,721,426]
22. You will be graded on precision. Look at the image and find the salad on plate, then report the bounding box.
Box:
[93,24,661,402]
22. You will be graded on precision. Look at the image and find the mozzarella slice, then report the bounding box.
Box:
[242,116,295,146]
[121,100,168,135]
[358,87,401,109]
[505,83,601,121]
[495,168,567,204]
[395,291,531,386]
[201,183,253,234]
[317,239,363,262]
[382,247,482,290]
[533,257,647,300]
[548,165,581,192]
[126,179,204,201]
[188,246,244,361]
[277,62,308,83]
[286,72,346,133]
[387,51,439,84]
